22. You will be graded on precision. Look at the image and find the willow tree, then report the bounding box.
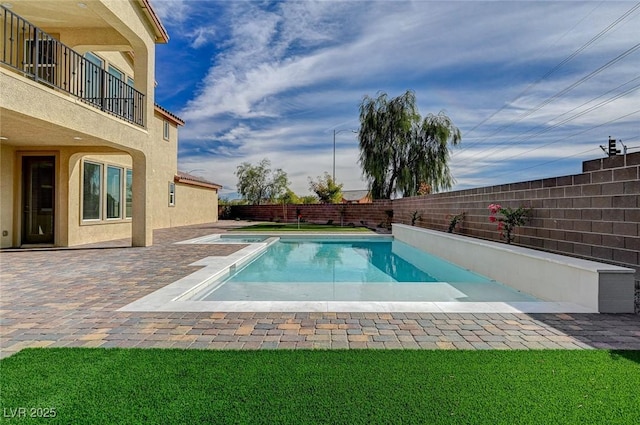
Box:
[358,90,461,199]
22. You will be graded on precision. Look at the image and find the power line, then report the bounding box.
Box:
[489,146,600,179]
[456,1,640,154]
[461,1,608,139]
[474,109,640,179]
[463,79,640,162]
[539,75,640,128]
[511,43,640,122]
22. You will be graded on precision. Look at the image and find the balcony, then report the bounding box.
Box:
[1,6,144,127]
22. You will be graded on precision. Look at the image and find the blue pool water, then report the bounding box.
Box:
[194,237,538,303]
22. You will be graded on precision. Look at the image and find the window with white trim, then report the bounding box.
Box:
[82,161,102,220]
[81,160,132,222]
[168,182,175,206]
[106,166,122,219]
[125,169,133,219]
[163,120,170,140]
[84,52,103,101]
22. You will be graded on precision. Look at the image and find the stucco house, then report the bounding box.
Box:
[0,0,220,248]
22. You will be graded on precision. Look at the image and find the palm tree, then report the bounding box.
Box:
[358,90,461,199]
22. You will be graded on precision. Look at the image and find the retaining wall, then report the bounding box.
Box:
[394,224,635,313]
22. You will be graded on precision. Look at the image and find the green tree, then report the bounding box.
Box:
[358,90,461,199]
[235,159,289,205]
[278,188,301,205]
[308,172,343,203]
[300,195,319,204]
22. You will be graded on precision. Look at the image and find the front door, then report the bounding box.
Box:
[22,156,55,245]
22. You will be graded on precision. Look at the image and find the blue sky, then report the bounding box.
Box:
[151,0,640,199]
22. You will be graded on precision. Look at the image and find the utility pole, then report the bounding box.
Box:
[608,137,621,157]
[601,137,622,157]
[332,129,357,181]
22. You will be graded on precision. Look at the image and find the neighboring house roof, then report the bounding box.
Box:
[342,190,371,202]
[155,104,185,126]
[175,171,222,190]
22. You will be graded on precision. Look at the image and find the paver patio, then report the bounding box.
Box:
[1,221,639,359]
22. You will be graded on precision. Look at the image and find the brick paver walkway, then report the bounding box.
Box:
[1,222,639,358]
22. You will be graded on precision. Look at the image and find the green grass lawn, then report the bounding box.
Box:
[231,222,375,232]
[1,348,638,424]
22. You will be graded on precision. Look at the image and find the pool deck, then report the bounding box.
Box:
[1,221,639,358]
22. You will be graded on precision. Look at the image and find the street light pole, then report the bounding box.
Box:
[332,129,357,182]
[333,129,336,182]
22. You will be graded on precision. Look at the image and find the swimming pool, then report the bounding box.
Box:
[120,232,601,313]
[189,237,538,303]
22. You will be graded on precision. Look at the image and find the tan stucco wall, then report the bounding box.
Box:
[146,111,220,229]
[149,111,178,229]
[0,145,15,248]
[167,183,219,228]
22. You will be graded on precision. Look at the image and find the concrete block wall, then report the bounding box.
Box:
[393,153,640,286]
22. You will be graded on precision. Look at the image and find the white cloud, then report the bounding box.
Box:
[188,26,217,48]
[160,1,639,197]
[149,0,191,25]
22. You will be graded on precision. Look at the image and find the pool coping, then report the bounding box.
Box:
[393,224,636,313]
[118,233,597,314]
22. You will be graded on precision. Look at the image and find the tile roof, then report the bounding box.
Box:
[154,104,185,126]
[175,171,222,190]
[342,190,370,201]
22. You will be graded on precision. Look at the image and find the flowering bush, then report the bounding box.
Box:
[488,203,531,244]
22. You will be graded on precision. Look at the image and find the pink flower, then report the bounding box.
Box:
[489,216,497,223]
[488,203,502,214]
[497,222,504,230]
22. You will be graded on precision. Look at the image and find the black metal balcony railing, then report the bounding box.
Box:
[1,6,144,127]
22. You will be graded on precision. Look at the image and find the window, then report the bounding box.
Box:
[124,77,135,121]
[84,52,103,102]
[108,65,123,82]
[125,169,133,219]
[106,166,122,219]
[107,65,124,115]
[24,39,57,84]
[82,162,102,220]
[163,120,170,140]
[82,161,132,222]
[168,182,175,206]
